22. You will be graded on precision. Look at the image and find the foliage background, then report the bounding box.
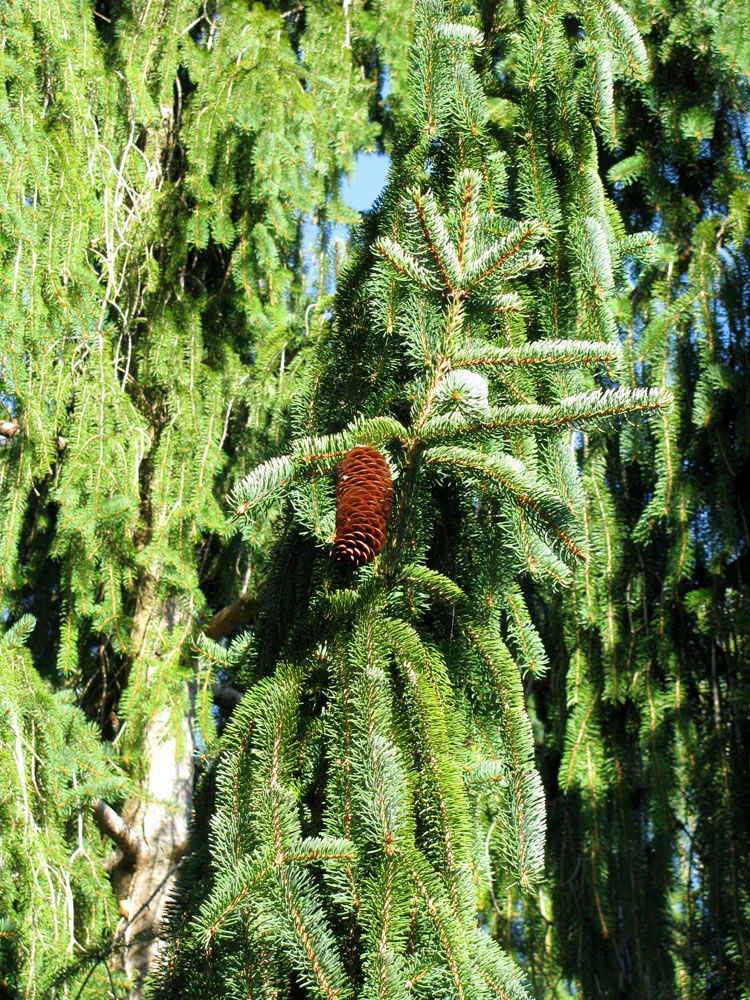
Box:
[0,0,748,997]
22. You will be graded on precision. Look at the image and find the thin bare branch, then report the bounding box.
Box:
[202,593,260,641]
[93,800,144,867]
[211,682,244,711]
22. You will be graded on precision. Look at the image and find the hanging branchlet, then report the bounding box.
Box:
[153,1,676,996]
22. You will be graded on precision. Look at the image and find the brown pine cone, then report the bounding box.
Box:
[334,445,393,568]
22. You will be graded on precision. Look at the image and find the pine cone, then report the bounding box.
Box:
[334,445,393,568]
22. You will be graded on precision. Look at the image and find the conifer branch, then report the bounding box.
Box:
[0,419,19,440]
[397,853,467,1000]
[423,446,586,559]
[203,593,260,641]
[279,866,341,1000]
[93,800,144,867]
[421,388,673,441]
[450,339,622,370]
[374,238,437,291]
[456,172,477,271]
[465,223,541,290]
[201,859,273,946]
[211,682,244,710]
[412,190,457,292]
[376,855,395,996]
[385,618,462,915]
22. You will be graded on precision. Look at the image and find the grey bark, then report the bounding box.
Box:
[110,569,196,998]
[211,681,244,710]
[94,800,144,867]
[119,683,194,993]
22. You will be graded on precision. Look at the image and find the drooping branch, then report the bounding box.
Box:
[94,800,145,867]
[202,592,260,641]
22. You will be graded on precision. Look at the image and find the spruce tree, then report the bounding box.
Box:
[151,1,669,995]
[467,0,750,995]
[0,1,406,994]
[6,0,741,997]
[536,3,750,995]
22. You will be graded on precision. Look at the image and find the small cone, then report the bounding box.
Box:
[334,445,393,568]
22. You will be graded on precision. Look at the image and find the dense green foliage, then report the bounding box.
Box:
[465,0,750,995]
[0,615,131,994]
[0,0,747,998]
[0,0,408,993]
[150,0,668,994]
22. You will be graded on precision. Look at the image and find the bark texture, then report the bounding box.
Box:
[120,688,194,994]
[111,572,196,997]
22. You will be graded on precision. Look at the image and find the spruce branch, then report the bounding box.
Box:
[395,564,467,609]
[93,800,144,867]
[595,0,648,77]
[374,237,438,291]
[434,22,483,46]
[423,445,586,559]
[395,851,469,1000]
[383,616,466,916]
[450,339,622,370]
[421,388,673,441]
[455,169,481,271]
[411,188,459,292]
[203,593,260,641]
[211,683,245,710]
[581,216,615,296]
[230,455,296,517]
[230,418,406,529]
[484,290,526,313]
[464,221,543,289]
[198,854,274,947]
[292,416,408,463]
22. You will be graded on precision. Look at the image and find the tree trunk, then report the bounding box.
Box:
[120,687,194,994]
[112,574,196,997]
